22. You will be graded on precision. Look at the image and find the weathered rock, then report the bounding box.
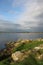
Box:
[41,39,43,41]
[17,39,22,42]
[39,44,43,49]
[11,51,24,61]
[34,47,40,51]
[36,38,41,41]
[21,39,32,43]
[14,43,20,47]
[11,50,31,62]
[36,54,43,60]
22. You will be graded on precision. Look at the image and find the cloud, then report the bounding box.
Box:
[0,20,30,32]
[0,0,43,32]
[0,15,5,20]
[0,20,21,31]
[12,0,43,30]
[0,20,29,31]
[8,10,15,14]
[12,0,28,8]
[13,0,41,27]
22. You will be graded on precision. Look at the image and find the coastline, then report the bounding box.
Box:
[0,38,43,65]
[0,32,43,34]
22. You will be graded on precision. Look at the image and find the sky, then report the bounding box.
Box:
[0,0,43,32]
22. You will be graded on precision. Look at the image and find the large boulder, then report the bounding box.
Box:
[14,42,21,47]
[11,51,24,61]
[36,38,41,41]
[40,38,43,41]
[36,54,43,60]
[39,44,43,49]
[21,39,32,43]
[34,47,41,51]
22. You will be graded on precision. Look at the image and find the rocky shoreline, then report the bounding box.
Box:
[0,38,43,65]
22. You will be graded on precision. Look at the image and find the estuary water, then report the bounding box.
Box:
[0,33,43,49]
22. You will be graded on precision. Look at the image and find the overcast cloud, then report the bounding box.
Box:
[0,0,43,32]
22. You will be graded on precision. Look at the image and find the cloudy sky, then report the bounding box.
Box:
[0,0,43,32]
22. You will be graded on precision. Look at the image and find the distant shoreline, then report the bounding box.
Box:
[0,32,43,34]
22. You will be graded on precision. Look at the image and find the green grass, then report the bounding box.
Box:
[13,41,43,52]
[10,54,43,65]
[0,40,43,65]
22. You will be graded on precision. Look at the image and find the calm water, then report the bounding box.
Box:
[0,33,43,49]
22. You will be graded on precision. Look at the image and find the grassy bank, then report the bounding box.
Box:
[0,39,43,65]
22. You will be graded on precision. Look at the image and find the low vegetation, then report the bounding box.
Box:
[0,39,43,65]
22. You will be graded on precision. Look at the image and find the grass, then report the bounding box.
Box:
[13,41,43,52]
[0,40,43,65]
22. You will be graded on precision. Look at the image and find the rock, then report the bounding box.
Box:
[11,50,31,62]
[14,43,20,47]
[41,39,43,41]
[36,38,43,41]
[39,44,43,49]
[36,54,43,60]
[21,39,32,43]
[36,38,41,41]
[11,51,24,61]
[17,39,22,42]
[34,47,40,51]
[34,44,43,51]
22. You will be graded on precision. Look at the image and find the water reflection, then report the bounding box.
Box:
[0,33,43,49]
